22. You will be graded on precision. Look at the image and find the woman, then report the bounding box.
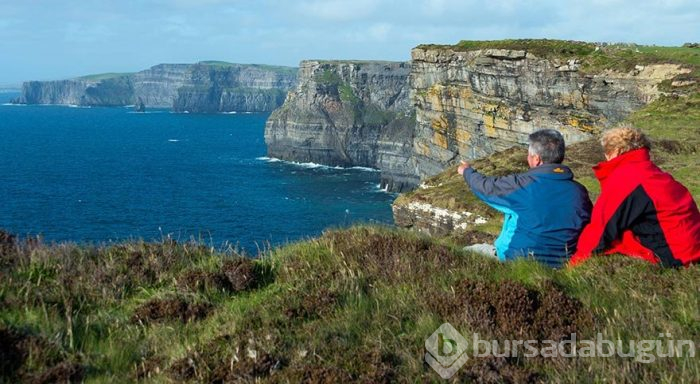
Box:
[570,126,700,267]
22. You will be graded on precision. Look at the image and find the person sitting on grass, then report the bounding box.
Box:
[569,126,700,267]
[458,129,592,268]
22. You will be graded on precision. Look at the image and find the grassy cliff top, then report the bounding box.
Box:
[416,39,700,87]
[306,59,408,65]
[77,72,134,81]
[197,61,298,73]
[1,226,698,382]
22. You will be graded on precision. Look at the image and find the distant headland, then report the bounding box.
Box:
[12,62,297,113]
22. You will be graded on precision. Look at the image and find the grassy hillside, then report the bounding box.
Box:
[1,227,698,383]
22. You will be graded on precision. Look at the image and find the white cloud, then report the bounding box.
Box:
[1,0,699,83]
[298,0,379,22]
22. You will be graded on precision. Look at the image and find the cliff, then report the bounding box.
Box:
[173,63,296,112]
[265,41,691,193]
[13,62,297,112]
[409,42,689,178]
[18,77,134,106]
[264,60,417,192]
[393,41,699,238]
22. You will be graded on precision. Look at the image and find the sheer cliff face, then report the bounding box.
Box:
[172,64,296,112]
[19,78,134,106]
[264,48,685,193]
[264,60,417,192]
[15,63,296,111]
[20,80,97,105]
[410,47,687,178]
[132,64,191,107]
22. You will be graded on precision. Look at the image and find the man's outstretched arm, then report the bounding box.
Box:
[458,161,527,205]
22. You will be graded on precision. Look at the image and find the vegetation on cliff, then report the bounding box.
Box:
[78,72,135,81]
[417,39,699,94]
[1,226,698,383]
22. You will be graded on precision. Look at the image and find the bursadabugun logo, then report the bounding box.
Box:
[425,322,696,379]
[424,323,469,379]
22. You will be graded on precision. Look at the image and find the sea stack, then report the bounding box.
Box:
[135,97,146,112]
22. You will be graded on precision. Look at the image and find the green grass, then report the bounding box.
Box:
[1,226,698,382]
[417,39,700,92]
[197,61,298,75]
[78,72,134,81]
[315,68,343,86]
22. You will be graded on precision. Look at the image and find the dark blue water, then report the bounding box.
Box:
[0,92,396,252]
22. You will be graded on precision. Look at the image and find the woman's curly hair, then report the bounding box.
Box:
[600,125,651,156]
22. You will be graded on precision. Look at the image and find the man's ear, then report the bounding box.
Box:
[534,154,543,166]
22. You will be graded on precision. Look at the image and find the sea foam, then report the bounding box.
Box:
[256,157,378,171]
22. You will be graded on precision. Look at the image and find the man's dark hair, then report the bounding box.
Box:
[528,129,565,164]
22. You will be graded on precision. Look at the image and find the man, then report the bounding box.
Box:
[458,129,592,267]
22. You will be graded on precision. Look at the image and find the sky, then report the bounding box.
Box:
[0,0,698,85]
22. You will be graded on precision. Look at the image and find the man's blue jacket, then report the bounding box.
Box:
[463,164,592,267]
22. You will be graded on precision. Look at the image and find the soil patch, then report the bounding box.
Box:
[178,258,263,293]
[0,229,17,267]
[0,327,27,378]
[0,326,77,383]
[284,288,339,320]
[325,229,459,282]
[132,298,211,324]
[458,356,540,384]
[134,356,165,380]
[169,335,285,382]
[565,139,604,177]
[30,362,83,384]
[273,365,354,384]
[447,230,497,247]
[221,258,260,291]
[430,279,592,341]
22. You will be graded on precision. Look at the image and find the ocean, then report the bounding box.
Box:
[0,92,396,253]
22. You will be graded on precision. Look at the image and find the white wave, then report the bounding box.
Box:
[257,157,379,171]
[370,183,394,194]
[1,103,25,106]
[221,111,238,114]
[168,139,180,142]
[255,156,281,162]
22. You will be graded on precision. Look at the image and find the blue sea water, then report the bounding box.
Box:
[0,92,396,252]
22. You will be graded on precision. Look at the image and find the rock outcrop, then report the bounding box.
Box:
[14,62,297,112]
[264,60,416,192]
[409,46,688,178]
